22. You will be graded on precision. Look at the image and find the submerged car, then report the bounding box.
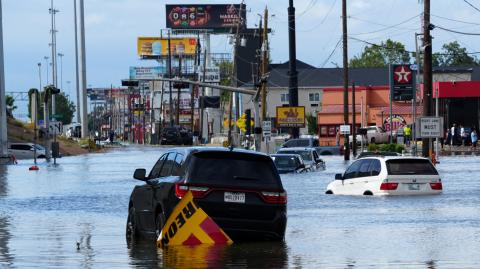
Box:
[8,143,46,159]
[276,147,325,171]
[126,147,287,243]
[326,156,442,196]
[271,154,307,174]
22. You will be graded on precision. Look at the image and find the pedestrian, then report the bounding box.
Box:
[335,128,340,146]
[450,124,456,146]
[460,125,467,146]
[471,129,478,149]
[403,125,411,146]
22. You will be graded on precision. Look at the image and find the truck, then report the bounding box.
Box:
[349,126,391,145]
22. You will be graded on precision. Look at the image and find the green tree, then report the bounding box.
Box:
[433,41,479,67]
[5,95,16,117]
[306,113,318,135]
[350,39,411,67]
[28,90,75,124]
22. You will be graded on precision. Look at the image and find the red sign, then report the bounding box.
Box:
[393,65,413,85]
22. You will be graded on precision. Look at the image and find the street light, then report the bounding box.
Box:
[57,52,64,90]
[37,63,42,92]
[43,56,49,85]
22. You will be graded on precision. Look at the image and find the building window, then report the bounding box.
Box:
[309,93,320,102]
[281,93,289,102]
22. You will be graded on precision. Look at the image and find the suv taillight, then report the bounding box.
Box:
[380,182,398,190]
[430,182,443,190]
[175,184,210,198]
[260,191,287,204]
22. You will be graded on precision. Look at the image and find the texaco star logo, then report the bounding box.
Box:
[394,65,412,84]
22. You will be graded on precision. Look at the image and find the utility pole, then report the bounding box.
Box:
[352,82,356,157]
[0,0,8,158]
[44,56,49,85]
[288,0,299,139]
[422,0,432,158]
[79,0,88,138]
[49,0,58,115]
[74,0,81,123]
[261,7,269,121]
[167,31,174,127]
[342,0,350,160]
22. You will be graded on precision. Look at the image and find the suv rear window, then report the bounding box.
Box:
[284,139,309,147]
[186,151,282,189]
[386,159,438,175]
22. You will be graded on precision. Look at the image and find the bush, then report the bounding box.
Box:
[369,143,405,153]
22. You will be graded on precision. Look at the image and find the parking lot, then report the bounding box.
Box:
[1,146,480,268]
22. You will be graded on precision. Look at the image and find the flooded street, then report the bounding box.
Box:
[1,146,480,268]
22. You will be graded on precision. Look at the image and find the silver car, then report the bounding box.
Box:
[8,143,46,160]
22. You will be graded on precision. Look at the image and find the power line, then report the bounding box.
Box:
[463,0,480,13]
[432,14,480,26]
[433,24,480,36]
[349,14,421,35]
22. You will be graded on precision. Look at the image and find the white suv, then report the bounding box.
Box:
[326,156,442,196]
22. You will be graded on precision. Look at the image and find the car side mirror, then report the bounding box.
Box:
[133,168,147,181]
[335,173,343,180]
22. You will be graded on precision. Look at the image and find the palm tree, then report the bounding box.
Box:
[5,95,16,118]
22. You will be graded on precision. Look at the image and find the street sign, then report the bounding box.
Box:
[416,117,443,138]
[49,120,63,134]
[340,125,350,135]
[199,67,220,83]
[262,121,271,137]
[390,64,415,101]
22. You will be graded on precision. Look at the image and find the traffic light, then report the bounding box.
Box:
[245,109,251,135]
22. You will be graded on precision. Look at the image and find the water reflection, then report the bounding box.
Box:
[77,223,95,269]
[0,217,14,267]
[128,241,288,268]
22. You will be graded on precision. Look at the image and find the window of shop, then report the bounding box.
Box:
[281,93,289,103]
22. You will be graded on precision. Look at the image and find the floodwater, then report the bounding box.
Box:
[1,146,480,268]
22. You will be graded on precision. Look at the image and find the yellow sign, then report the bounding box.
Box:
[276,106,306,128]
[157,191,233,247]
[137,37,197,57]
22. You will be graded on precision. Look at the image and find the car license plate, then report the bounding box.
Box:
[408,183,420,190]
[224,192,245,203]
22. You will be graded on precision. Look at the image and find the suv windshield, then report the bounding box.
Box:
[273,155,299,169]
[386,159,438,175]
[186,151,281,189]
[279,150,312,161]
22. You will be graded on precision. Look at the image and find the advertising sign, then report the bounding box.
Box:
[137,37,197,57]
[416,117,443,138]
[166,4,246,31]
[276,106,306,128]
[340,125,350,135]
[129,66,166,79]
[198,67,220,83]
[390,64,415,101]
[383,114,407,132]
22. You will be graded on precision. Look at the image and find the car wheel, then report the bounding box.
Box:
[325,190,333,194]
[370,137,376,144]
[363,191,373,196]
[155,211,166,241]
[126,207,138,245]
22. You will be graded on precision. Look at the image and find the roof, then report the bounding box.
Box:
[266,67,389,88]
[169,146,269,157]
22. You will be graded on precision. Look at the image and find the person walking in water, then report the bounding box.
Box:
[450,124,456,147]
[471,128,478,150]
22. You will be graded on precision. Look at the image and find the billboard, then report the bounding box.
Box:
[137,37,197,57]
[276,106,306,128]
[165,4,246,31]
[129,66,166,79]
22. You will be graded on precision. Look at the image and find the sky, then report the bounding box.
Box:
[3,0,480,119]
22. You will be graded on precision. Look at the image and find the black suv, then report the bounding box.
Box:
[160,127,193,145]
[126,147,287,243]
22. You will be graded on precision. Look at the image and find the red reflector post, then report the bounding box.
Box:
[430,182,443,190]
[380,182,399,190]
